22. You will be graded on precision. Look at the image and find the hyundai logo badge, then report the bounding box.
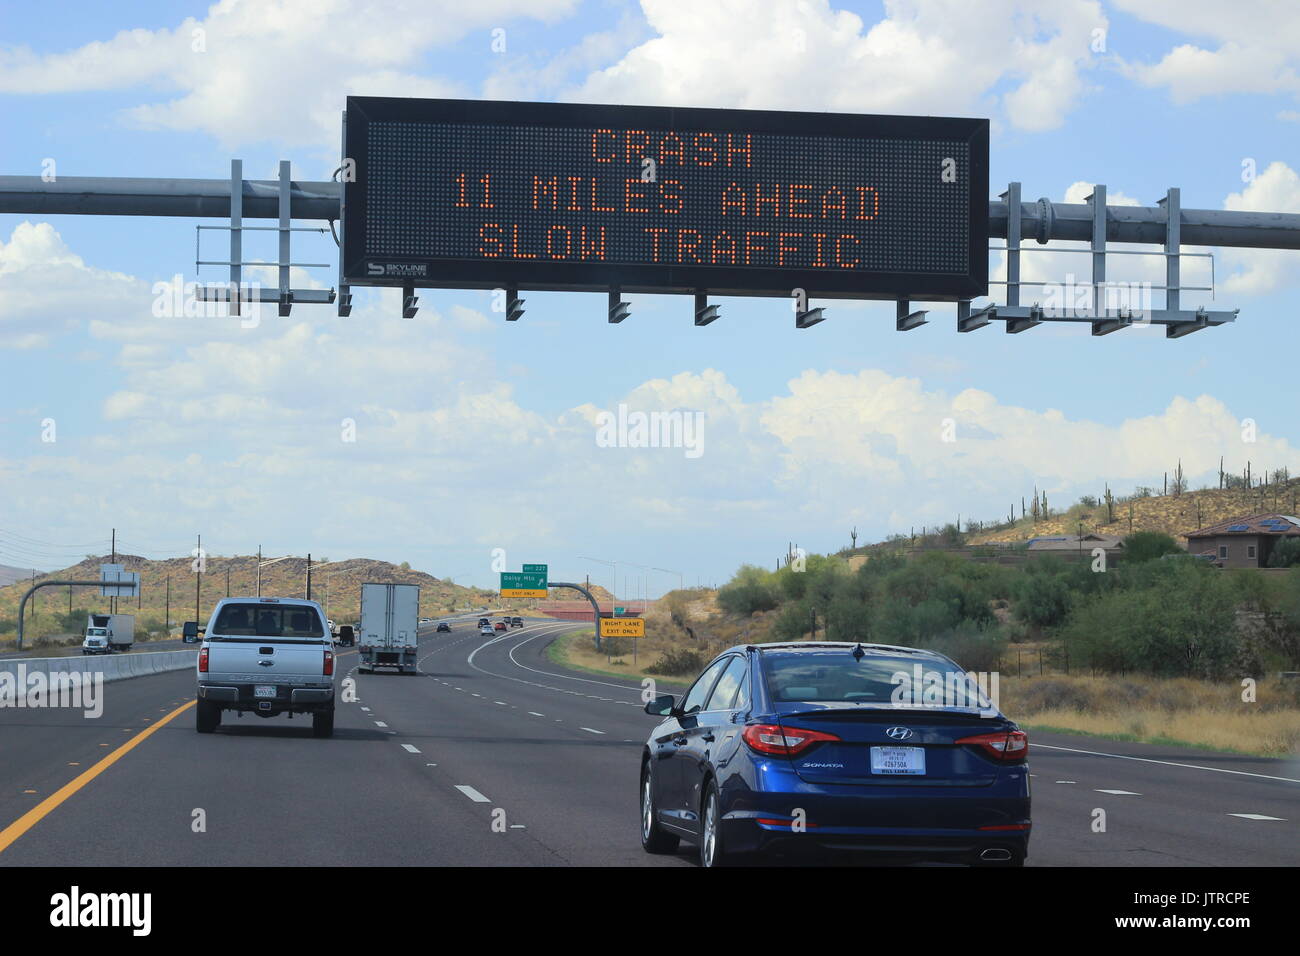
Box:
[886,726,914,740]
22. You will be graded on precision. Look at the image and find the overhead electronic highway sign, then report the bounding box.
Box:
[342,96,988,301]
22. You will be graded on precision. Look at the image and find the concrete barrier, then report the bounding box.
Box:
[0,649,195,689]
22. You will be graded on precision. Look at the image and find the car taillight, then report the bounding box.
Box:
[956,729,1028,762]
[198,647,208,673]
[742,723,840,757]
[323,650,334,676]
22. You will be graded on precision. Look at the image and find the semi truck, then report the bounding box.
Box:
[82,613,135,654]
[358,582,420,675]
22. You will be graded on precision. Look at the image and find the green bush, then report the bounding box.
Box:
[1062,561,1237,678]
[1122,530,1184,563]
[1012,567,1072,628]
[717,564,779,616]
[1267,538,1300,568]
[646,647,707,676]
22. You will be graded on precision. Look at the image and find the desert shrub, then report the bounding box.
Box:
[717,565,779,616]
[1122,530,1183,564]
[1267,537,1300,568]
[646,647,707,677]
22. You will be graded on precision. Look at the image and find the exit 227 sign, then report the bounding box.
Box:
[342,97,987,301]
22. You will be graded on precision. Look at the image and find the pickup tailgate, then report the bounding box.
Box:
[206,638,331,679]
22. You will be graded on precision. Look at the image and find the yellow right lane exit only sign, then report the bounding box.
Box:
[600,618,645,638]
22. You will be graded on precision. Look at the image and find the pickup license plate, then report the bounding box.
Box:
[870,746,925,775]
[253,685,277,699]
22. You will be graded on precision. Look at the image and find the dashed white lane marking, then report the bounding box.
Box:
[495,701,507,705]
[1095,789,1141,795]
[375,721,388,728]
[580,727,605,735]
[1055,780,1076,784]
[426,763,438,767]
[1227,813,1286,821]
[528,712,544,717]
[1034,742,1300,784]
[510,824,526,829]
[361,706,370,711]
[456,785,490,803]
[472,693,482,698]
[401,744,421,753]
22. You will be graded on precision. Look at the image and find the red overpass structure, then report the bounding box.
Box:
[539,600,647,622]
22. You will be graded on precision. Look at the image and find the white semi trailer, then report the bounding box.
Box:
[358,583,420,675]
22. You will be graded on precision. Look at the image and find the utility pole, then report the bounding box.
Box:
[110,527,116,615]
[195,533,202,628]
[166,575,170,630]
[225,566,230,597]
[257,545,262,597]
[306,553,312,600]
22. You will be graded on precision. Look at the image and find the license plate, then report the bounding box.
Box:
[870,746,925,775]
[253,685,277,699]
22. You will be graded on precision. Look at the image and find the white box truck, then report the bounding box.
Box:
[82,613,135,654]
[358,583,420,675]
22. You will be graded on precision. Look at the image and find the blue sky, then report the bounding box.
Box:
[2,0,1298,593]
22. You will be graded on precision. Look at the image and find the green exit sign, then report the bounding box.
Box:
[501,566,548,597]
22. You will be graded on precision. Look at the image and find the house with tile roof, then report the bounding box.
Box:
[1183,514,1300,568]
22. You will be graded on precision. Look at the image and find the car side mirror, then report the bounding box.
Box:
[644,694,677,717]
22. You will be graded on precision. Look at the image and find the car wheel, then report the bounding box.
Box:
[195,699,221,734]
[699,780,731,868]
[640,764,679,854]
[312,707,335,738]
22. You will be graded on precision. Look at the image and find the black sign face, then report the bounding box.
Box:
[342,97,987,301]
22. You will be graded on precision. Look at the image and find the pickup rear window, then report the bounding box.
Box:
[211,603,325,638]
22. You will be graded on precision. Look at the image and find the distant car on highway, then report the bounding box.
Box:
[436,622,451,633]
[334,624,355,647]
[639,641,1029,868]
[477,618,490,628]
[509,616,523,628]
[493,621,507,631]
[196,597,336,737]
[479,624,494,636]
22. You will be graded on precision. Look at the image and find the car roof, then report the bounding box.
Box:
[723,640,949,660]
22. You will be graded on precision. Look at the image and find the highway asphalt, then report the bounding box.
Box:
[0,617,1296,866]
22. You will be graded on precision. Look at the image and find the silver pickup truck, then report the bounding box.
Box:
[196,596,336,737]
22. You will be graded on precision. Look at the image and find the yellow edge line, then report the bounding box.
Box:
[0,698,196,856]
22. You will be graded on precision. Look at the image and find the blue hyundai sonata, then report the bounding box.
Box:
[640,642,1030,867]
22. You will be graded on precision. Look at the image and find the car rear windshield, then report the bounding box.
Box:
[211,603,324,638]
[762,651,980,707]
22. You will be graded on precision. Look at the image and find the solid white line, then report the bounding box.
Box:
[1034,743,1300,784]
[1095,789,1141,795]
[401,744,421,753]
[580,727,605,735]
[1227,813,1285,821]
[456,785,490,803]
